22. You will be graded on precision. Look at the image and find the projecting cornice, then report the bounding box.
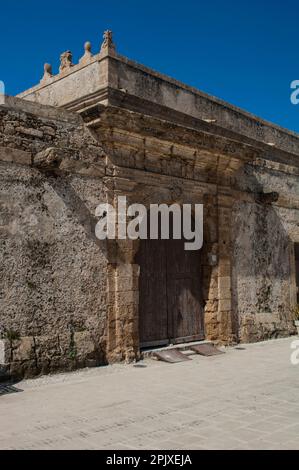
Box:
[17,30,299,161]
[77,101,298,169]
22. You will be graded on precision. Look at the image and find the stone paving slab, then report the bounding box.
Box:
[1,337,299,450]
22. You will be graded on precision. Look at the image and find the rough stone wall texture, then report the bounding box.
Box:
[0,98,108,378]
[232,163,299,342]
[1,39,299,378]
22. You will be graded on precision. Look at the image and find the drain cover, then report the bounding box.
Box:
[190,343,224,356]
[154,349,192,363]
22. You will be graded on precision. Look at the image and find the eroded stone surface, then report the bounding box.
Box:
[0,37,298,377]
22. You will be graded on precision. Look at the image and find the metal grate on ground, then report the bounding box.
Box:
[0,384,23,396]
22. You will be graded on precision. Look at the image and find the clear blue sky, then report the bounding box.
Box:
[1,0,298,132]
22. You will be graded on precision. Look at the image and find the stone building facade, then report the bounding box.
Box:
[0,32,298,378]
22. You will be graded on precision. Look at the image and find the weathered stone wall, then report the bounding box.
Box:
[232,161,299,341]
[1,34,299,377]
[1,94,298,380]
[0,98,108,378]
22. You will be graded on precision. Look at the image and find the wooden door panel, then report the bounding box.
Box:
[167,276,204,340]
[166,237,203,340]
[137,239,168,345]
[139,274,168,344]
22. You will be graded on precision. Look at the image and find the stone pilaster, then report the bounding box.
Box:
[216,192,236,344]
[105,187,141,362]
[106,260,140,362]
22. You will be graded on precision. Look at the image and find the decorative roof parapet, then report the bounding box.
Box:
[100,30,116,54]
[59,50,73,73]
[38,31,115,82]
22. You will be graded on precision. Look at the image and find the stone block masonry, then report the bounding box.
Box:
[0,31,298,377]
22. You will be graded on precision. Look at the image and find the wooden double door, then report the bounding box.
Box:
[136,225,204,348]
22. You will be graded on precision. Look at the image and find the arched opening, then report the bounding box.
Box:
[135,210,205,348]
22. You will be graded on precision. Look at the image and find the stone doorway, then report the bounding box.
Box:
[135,213,204,348]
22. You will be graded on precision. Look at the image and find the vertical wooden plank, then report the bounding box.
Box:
[137,238,168,345]
[166,237,204,341]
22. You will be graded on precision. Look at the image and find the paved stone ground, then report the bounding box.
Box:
[1,337,299,450]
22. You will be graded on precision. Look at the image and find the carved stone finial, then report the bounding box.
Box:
[59,50,73,73]
[44,63,52,74]
[41,63,53,83]
[100,30,115,53]
[79,41,92,64]
[85,41,92,53]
